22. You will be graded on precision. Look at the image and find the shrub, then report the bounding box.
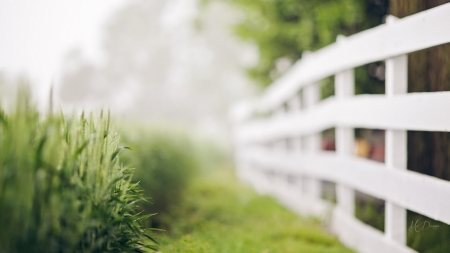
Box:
[0,89,156,253]
[120,126,200,228]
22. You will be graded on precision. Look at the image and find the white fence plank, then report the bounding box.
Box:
[240,163,331,217]
[239,148,450,225]
[236,91,450,144]
[287,92,301,113]
[258,3,450,112]
[303,82,320,109]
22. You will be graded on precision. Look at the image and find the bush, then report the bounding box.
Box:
[0,89,156,253]
[120,126,199,228]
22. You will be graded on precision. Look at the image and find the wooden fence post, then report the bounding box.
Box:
[335,83,355,213]
[303,82,321,200]
[385,53,408,244]
[271,105,288,196]
[287,93,303,194]
[287,94,302,152]
[335,35,355,215]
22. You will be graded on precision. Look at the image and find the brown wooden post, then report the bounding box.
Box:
[390,0,450,181]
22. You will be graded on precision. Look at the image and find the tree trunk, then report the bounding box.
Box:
[390,0,450,180]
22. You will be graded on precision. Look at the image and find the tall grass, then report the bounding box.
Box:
[0,89,156,252]
[120,126,199,228]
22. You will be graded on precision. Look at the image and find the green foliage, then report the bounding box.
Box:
[157,168,354,253]
[321,76,335,100]
[354,63,385,95]
[120,126,200,228]
[354,191,385,232]
[353,196,450,252]
[0,89,156,253]
[210,0,388,88]
[407,211,450,253]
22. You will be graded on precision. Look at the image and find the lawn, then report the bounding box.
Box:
[154,167,354,253]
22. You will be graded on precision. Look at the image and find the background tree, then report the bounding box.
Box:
[216,0,389,90]
[390,0,450,180]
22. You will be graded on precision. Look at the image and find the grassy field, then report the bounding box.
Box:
[154,167,354,253]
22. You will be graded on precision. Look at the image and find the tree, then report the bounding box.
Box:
[390,0,450,180]
[216,0,389,88]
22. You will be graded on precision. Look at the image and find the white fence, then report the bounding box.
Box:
[231,4,450,253]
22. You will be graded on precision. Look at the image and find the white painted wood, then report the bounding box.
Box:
[303,133,321,153]
[271,105,290,199]
[289,136,302,152]
[286,93,303,193]
[385,130,406,169]
[236,91,450,145]
[301,82,322,201]
[231,5,450,253]
[333,40,354,98]
[272,106,288,151]
[273,105,286,119]
[384,53,408,244]
[332,208,417,253]
[303,137,322,200]
[270,163,289,201]
[287,93,302,113]
[303,83,320,109]
[243,162,331,218]
[285,95,302,152]
[303,167,321,199]
[385,56,407,97]
[239,148,450,225]
[384,173,407,244]
[279,186,331,218]
[335,66,355,215]
[257,3,450,112]
[286,93,302,152]
[273,139,287,151]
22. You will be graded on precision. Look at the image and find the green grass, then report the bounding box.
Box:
[120,125,199,228]
[0,89,156,253]
[154,167,354,253]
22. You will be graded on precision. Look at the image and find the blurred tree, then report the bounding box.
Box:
[211,0,389,88]
[220,0,450,183]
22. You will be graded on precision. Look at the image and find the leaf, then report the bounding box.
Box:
[110,146,131,161]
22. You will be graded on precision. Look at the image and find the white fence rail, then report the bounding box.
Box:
[231,4,450,253]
